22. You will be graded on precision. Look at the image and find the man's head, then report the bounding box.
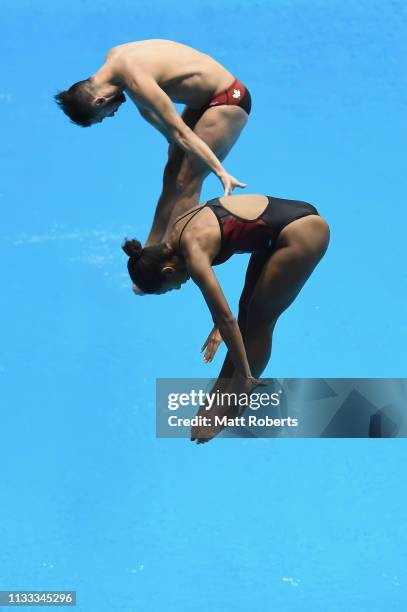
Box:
[54,78,126,127]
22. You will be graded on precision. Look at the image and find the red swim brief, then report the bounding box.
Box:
[203,78,252,115]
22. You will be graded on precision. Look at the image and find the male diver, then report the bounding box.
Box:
[55,39,252,245]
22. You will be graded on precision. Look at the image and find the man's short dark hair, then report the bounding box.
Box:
[54,79,95,127]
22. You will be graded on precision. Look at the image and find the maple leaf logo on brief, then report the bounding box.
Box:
[232,89,241,99]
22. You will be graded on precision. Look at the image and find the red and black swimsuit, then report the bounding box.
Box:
[178,196,319,266]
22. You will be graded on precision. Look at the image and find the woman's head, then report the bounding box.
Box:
[122,239,189,295]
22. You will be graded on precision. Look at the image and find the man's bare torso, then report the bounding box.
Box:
[108,39,235,109]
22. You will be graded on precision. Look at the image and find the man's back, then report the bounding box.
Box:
[55,37,250,243]
[109,39,234,108]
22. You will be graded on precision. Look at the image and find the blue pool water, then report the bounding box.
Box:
[1,1,406,610]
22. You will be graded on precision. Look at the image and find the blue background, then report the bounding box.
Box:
[1,1,406,610]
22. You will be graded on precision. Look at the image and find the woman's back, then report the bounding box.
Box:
[173,193,319,265]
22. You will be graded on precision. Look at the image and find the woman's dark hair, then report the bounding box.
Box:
[54,80,95,127]
[122,239,171,294]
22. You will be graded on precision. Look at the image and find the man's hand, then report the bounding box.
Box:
[217,170,247,196]
[201,326,223,363]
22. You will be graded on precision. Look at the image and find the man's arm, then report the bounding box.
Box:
[136,106,172,142]
[126,73,245,195]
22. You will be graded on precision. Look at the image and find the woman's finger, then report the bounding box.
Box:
[208,342,221,362]
[204,344,214,362]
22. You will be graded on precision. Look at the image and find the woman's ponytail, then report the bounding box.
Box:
[122,238,143,259]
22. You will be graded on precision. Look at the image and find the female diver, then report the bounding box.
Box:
[122,193,330,442]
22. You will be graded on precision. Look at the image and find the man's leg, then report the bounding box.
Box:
[145,107,200,246]
[145,104,248,246]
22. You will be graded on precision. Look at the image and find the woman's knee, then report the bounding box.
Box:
[312,215,330,239]
[311,216,330,258]
[295,216,330,261]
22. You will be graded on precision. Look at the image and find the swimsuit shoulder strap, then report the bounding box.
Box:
[177,205,206,252]
[176,197,231,252]
[173,205,204,224]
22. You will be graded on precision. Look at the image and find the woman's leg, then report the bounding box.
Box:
[192,215,329,443]
[243,215,330,377]
[216,251,271,381]
[216,214,330,381]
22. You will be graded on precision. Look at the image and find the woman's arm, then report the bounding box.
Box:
[203,252,271,381]
[125,73,245,196]
[185,244,252,380]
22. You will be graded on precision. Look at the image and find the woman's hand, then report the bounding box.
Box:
[217,170,247,196]
[201,326,223,363]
